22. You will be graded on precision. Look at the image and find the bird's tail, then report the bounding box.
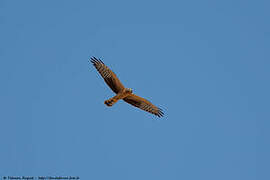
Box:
[104,97,119,106]
[104,91,131,107]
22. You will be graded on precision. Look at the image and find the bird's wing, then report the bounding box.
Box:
[90,57,125,94]
[123,94,164,117]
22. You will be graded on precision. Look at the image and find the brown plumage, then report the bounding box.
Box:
[90,57,164,117]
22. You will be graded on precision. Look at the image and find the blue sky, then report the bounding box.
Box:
[0,0,269,179]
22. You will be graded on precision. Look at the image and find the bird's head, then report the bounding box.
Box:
[126,88,133,93]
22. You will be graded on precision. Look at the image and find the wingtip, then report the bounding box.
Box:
[157,108,164,118]
[90,56,96,60]
[90,56,96,64]
[90,57,105,65]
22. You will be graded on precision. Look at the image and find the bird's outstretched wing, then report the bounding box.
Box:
[90,57,125,94]
[123,94,164,117]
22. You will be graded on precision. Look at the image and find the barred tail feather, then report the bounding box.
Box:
[104,98,118,106]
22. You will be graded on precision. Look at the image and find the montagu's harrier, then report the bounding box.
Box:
[90,57,164,117]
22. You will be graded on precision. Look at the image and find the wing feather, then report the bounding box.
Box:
[90,57,125,94]
[123,94,164,117]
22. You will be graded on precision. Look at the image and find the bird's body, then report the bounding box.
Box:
[90,57,164,117]
[104,88,132,106]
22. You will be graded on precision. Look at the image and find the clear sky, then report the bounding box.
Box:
[1,0,269,179]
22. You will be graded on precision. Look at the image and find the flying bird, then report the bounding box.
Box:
[90,57,164,117]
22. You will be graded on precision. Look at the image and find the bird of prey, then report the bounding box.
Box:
[90,57,164,117]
